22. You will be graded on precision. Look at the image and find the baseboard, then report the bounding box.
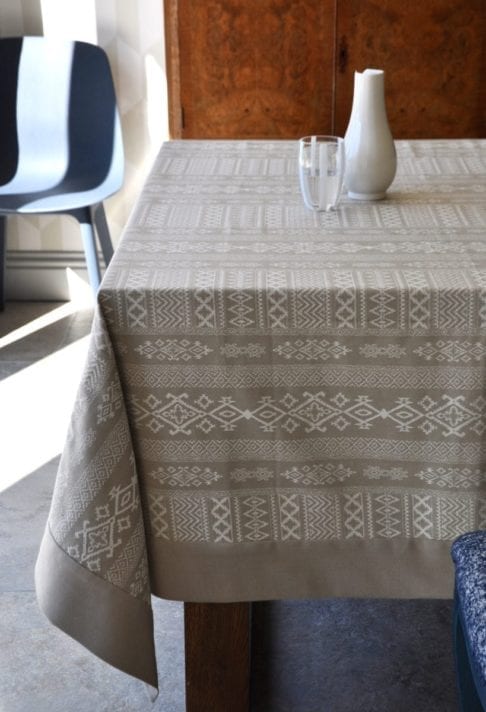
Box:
[5,250,91,301]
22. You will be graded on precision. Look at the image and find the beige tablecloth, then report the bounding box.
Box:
[36,139,486,688]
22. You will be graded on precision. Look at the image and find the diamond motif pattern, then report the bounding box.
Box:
[41,138,486,687]
[131,390,486,438]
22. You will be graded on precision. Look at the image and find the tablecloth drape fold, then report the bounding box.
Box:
[35,304,157,689]
[35,139,486,687]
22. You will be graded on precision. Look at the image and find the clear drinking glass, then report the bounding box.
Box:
[298,135,345,212]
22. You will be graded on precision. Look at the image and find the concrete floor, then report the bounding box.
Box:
[0,301,460,711]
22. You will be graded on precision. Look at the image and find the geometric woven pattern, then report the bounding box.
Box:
[99,142,486,563]
[145,487,479,544]
[36,139,486,690]
[129,390,486,438]
[47,139,486,609]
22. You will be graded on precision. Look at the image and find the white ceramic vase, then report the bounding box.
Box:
[344,68,396,200]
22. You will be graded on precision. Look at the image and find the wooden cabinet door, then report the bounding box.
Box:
[165,0,485,139]
[335,0,486,138]
[165,0,336,138]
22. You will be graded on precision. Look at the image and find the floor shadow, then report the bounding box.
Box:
[251,598,459,712]
[0,300,93,380]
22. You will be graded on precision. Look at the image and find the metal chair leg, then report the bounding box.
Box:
[91,202,114,267]
[0,215,6,311]
[78,218,101,295]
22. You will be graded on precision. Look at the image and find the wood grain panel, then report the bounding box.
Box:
[164,0,183,137]
[176,0,336,138]
[335,0,486,138]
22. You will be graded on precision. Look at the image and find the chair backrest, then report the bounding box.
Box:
[452,531,486,709]
[0,37,124,207]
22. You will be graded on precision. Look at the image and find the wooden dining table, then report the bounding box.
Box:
[36,138,486,710]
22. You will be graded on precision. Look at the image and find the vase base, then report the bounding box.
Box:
[348,190,386,201]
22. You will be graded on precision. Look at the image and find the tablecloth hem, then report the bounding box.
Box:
[35,525,158,691]
[148,537,456,602]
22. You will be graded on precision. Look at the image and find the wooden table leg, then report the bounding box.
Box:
[184,602,251,712]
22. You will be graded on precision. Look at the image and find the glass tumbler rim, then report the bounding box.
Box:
[299,135,344,145]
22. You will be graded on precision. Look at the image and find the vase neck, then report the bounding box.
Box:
[353,69,386,116]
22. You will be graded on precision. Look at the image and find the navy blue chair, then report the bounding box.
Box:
[0,37,124,309]
[452,531,486,711]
